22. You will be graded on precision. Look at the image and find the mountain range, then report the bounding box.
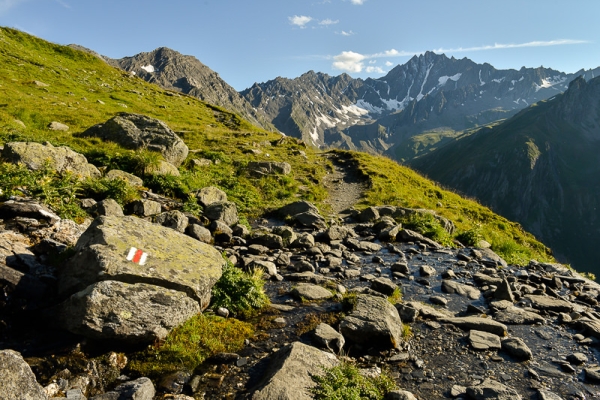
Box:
[92,45,600,273]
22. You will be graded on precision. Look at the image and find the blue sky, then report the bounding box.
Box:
[1,0,599,91]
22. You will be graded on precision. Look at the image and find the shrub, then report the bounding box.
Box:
[144,174,190,198]
[312,362,397,400]
[210,260,270,316]
[455,226,483,247]
[81,177,140,206]
[399,212,453,247]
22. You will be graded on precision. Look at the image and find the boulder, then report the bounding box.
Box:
[97,377,155,400]
[340,294,404,349]
[313,323,345,353]
[441,280,481,300]
[128,199,162,217]
[59,215,225,308]
[469,330,501,350]
[250,232,284,250]
[291,283,333,301]
[278,201,320,217]
[144,160,180,176]
[0,199,60,225]
[90,199,124,217]
[204,201,238,226]
[466,378,522,400]
[154,210,189,233]
[59,280,200,343]
[2,141,100,178]
[525,295,574,313]
[398,229,442,249]
[502,337,533,360]
[105,169,144,186]
[250,342,338,400]
[440,316,507,336]
[247,161,291,177]
[186,224,212,243]
[82,113,189,166]
[371,277,399,296]
[0,349,47,400]
[194,186,227,207]
[48,121,69,131]
[324,225,356,242]
[358,207,380,222]
[293,211,327,230]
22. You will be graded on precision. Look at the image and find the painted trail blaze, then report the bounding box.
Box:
[127,247,148,265]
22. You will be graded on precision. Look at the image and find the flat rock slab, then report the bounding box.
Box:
[291,284,333,301]
[493,305,545,325]
[469,329,501,350]
[441,316,507,336]
[59,280,200,343]
[441,280,481,299]
[0,349,47,400]
[340,294,404,349]
[59,215,225,308]
[251,342,338,400]
[466,378,522,400]
[501,337,533,360]
[525,295,574,313]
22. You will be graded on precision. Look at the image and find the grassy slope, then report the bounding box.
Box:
[0,27,554,266]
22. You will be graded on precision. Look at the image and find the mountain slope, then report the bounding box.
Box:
[242,52,600,158]
[410,76,600,273]
[112,47,275,131]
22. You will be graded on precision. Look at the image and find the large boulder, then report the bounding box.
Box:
[0,349,47,400]
[340,294,404,349]
[82,113,189,166]
[250,342,338,400]
[194,186,227,207]
[59,215,225,308]
[204,201,238,226]
[2,141,100,178]
[59,280,200,343]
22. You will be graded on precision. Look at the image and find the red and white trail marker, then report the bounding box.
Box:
[126,247,148,265]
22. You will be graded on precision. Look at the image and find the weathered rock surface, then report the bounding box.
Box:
[247,161,291,177]
[2,141,100,178]
[82,113,189,166]
[194,186,227,207]
[250,342,338,400]
[105,169,144,187]
[59,215,225,308]
[59,280,200,343]
[340,294,404,349]
[0,349,47,400]
[466,378,522,400]
[468,329,501,350]
[312,323,345,354]
[291,283,333,301]
[441,280,481,300]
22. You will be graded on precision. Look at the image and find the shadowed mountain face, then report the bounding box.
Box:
[111,47,275,131]
[410,76,600,273]
[241,51,599,158]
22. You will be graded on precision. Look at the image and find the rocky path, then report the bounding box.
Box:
[321,152,368,217]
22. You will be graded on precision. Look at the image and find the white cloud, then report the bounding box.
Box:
[433,39,589,54]
[332,51,366,73]
[385,61,394,66]
[55,0,71,9]
[366,66,385,74]
[350,0,366,4]
[319,18,339,26]
[289,15,313,28]
[0,0,29,14]
[368,60,377,64]
[339,30,354,36]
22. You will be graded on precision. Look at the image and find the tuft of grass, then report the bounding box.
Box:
[398,212,453,247]
[455,226,483,247]
[401,323,413,340]
[81,177,140,206]
[387,288,402,305]
[210,259,270,317]
[311,362,397,400]
[295,312,341,337]
[126,314,253,378]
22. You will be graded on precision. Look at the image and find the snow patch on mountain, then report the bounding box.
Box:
[141,65,155,73]
[534,76,567,92]
[355,99,383,114]
[438,73,462,86]
[479,70,485,86]
[417,63,434,101]
[492,78,505,83]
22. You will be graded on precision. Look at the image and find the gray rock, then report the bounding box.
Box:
[419,265,436,277]
[466,378,522,400]
[204,201,238,226]
[251,232,284,250]
[247,161,291,177]
[537,390,564,400]
[584,368,600,383]
[278,201,320,218]
[195,186,227,207]
[251,342,338,400]
[429,296,448,306]
[571,317,600,339]
[59,280,200,343]
[391,262,409,274]
[494,277,515,302]
[398,229,442,249]
[272,226,297,246]
[469,330,501,350]
[292,283,333,301]
[358,207,380,222]
[59,215,225,308]
[0,199,60,225]
[0,349,47,400]
[566,352,588,365]
[386,390,418,400]
[473,248,508,268]
[442,280,481,300]
[105,169,144,186]
[379,225,402,242]
[90,199,124,217]
[145,160,180,176]
[525,295,574,313]
[2,141,100,178]
[129,199,162,217]
[110,377,155,400]
[82,113,189,166]
[186,224,212,243]
[440,316,507,336]
[290,232,316,249]
[345,238,382,252]
[501,337,533,360]
[313,323,345,353]
[294,211,327,230]
[324,225,356,242]
[340,294,404,349]
[154,210,189,232]
[371,277,399,296]
[492,304,546,325]
[48,121,69,131]
[248,260,278,277]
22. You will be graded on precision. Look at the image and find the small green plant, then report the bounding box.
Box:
[455,226,483,247]
[399,212,453,247]
[181,193,203,217]
[144,174,190,198]
[210,259,270,316]
[401,323,413,340]
[81,177,140,205]
[126,314,253,377]
[311,362,397,400]
[387,288,402,305]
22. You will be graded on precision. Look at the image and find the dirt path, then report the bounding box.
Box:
[321,152,368,217]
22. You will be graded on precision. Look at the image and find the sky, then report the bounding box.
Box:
[1,0,599,91]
